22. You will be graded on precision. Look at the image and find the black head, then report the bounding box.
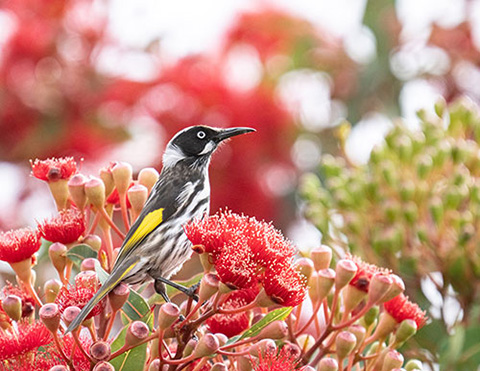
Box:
[163,125,255,167]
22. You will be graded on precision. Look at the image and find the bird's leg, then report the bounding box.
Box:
[154,277,199,302]
[154,280,171,303]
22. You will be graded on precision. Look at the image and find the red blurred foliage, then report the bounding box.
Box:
[0,0,147,161]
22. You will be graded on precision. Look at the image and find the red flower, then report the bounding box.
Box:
[0,228,41,263]
[383,294,427,329]
[263,264,307,307]
[55,279,105,319]
[348,254,390,293]
[215,241,258,290]
[38,208,85,244]
[106,182,135,207]
[30,157,77,181]
[252,346,299,371]
[206,288,258,337]
[185,211,296,266]
[0,321,52,361]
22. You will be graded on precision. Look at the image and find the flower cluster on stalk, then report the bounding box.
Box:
[185,210,306,306]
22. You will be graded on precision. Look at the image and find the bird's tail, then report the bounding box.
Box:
[65,258,138,333]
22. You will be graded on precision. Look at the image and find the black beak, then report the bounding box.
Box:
[215,127,256,142]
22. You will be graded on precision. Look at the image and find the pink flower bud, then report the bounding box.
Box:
[382,350,404,370]
[82,234,102,252]
[48,242,67,276]
[81,258,98,272]
[198,273,220,302]
[192,333,220,358]
[92,361,115,371]
[296,257,315,281]
[335,331,357,358]
[214,333,228,347]
[138,167,159,194]
[99,168,114,197]
[111,162,133,194]
[382,274,405,303]
[85,177,106,209]
[125,320,150,346]
[39,303,61,333]
[180,301,199,321]
[90,341,111,362]
[348,324,366,351]
[248,339,276,357]
[368,274,393,304]
[2,295,22,321]
[258,321,288,340]
[312,268,335,302]
[342,285,367,314]
[237,355,253,371]
[371,312,398,341]
[157,302,181,330]
[335,259,358,290]
[68,174,88,211]
[75,270,99,291]
[211,364,228,371]
[49,366,69,371]
[44,279,62,303]
[311,245,333,270]
[300,366,317,371]
[395,319,417,344]
[183,338,197,357]
[108,283,130,312]
[62,306,81,326]
[318,357,338,371]
[148,359,160,371]
[128,185,148,219]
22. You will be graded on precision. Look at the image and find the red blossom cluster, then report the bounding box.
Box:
[384,293,427,329]
[0,228,41,264]
[348,254,390,293]
[0,321,52,362]
[38,208,86,244]
[206,288,258,337]
[252,346,300,371]
[185,211,306,307]
[30,157,78,182]
[55,272,105,319]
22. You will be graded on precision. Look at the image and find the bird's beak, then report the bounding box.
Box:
[215,127,256,142]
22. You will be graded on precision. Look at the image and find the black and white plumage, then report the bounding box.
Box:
[66,125,255,333]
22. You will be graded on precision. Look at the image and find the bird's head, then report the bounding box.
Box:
[163,126,255,168]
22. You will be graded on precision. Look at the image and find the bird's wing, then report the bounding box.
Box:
[66,178,190,333]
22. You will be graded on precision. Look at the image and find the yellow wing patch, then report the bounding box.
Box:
[125,208,164,249]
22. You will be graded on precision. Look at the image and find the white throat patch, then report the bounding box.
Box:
[163,145,185,168]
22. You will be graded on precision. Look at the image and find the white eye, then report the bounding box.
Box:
[197,131,206,139]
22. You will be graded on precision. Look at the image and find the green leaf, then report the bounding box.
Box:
[110,325,148,371]
[66,244,97,268]
[235,306,292,342]
[121,289,153,329]
[94,260,109,284]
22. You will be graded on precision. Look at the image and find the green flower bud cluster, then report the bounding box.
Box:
[301,99,480,368]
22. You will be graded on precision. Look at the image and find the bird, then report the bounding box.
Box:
[66,125,255,333]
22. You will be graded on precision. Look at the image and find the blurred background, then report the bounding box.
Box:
[1,0,477,234]
[3,0,480,369]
